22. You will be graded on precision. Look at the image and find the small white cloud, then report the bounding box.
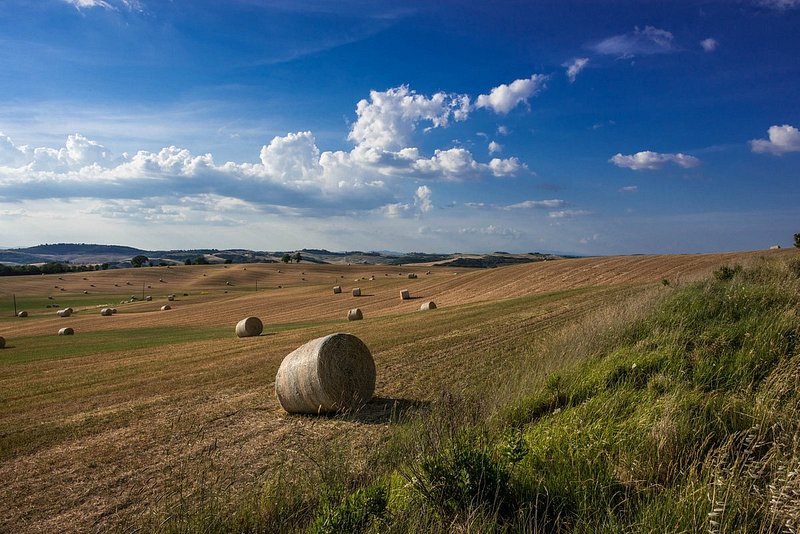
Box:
[476,74,548,114]
[609,151,701,170]
[563,57,590,83]
[750,124,800,155]
[414,185,432,213]
[579,234,600,244]
[700,38,718,52]
[497,126,510,136]
[64,0,115,10]
[505,199,566,210]
[488,141,502,154]
[459,225,521,238]
[618,185,639,193]
[593,26,675,57]
[758,0,800,9]
[548,209,590,219]
[488,157,525,177]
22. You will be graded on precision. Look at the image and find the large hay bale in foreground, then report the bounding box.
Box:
[420,301,437,311]
[17,311,28,318]
[333,286,342,294]
[275,333,375,414]
[57,308,72,317]
[0,336,5,348]
[352,287,361,297]
[235,316,263,337]
[58,327,74,336]
[400,289,410,300]
[100,308,113,316]
[347,308,363,321]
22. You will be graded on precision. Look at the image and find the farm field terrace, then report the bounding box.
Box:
[0,250,789,532]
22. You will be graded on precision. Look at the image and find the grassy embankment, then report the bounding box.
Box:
[153,255,800,533]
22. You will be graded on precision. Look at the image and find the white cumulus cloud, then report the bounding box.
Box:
[750,124,800,155]
[488,141,502,154]
[758,0,800,9]
[609,151,701,170]
[618,185,639,193]
[348,85,470,150]
[476,74,548,114]
[563,57,589,83]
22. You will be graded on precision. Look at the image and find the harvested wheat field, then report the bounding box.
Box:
[0,250,789,532]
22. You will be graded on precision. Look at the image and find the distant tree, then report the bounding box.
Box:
[795,233,800,248]
[101,263,109,270]
[131,255,149,268]
[195,256,209,265]
[281,254,291,264]
[293,252,302,263]
[184,258,193,265]
[224,259,233,264]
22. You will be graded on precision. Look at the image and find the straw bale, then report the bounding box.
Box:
[161,305,171,311]
[408,273,417,279]
[17,311,28,318]
[352,287,361,297]
[58,327,74,336]
[400,289,410,300]
[235,316,263,337]
[145,296,152,301]
[347,308,363,321]
[57,308,72,317]
[100,308,113,316]
[333,286,342,294]
[275,333,375,414]
[420,301,437,311]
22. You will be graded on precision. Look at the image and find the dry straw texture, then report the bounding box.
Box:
[235,316,263,338]
[333,286,342,294]
[17,311,27,317]
[352,288,361,297]
[400,289,410,300]
[58,327,74,336]
[274,332,376,414]
[420,301,437,310]
[347,308,363,321]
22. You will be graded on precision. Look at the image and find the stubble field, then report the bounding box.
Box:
[0,250,788,532]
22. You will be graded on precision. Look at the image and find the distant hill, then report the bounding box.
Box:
[0,243,564,268]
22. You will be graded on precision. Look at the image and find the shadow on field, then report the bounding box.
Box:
[344,397,430,425]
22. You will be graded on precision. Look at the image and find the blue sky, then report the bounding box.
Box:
[0,0,798,254]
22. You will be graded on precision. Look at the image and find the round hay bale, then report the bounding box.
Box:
[400,289,410,300]
[347,308,363,321]
[145,295,152,301]
[235,316,263,338]
[167,294,175,301]
[57,308,72,317]
[408,273,417,279]
[333,286,342,294]
[352,287,361,297]
[110,308,117,314]
[66,307,74,313]
[100,308,113,316]
[17,311,28,318]
[420,301,437,311]
[58,327,74,336]
[0,336,5,348]
[83,290,89,294]
[161,305,171,311]
[275,333,375,414]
